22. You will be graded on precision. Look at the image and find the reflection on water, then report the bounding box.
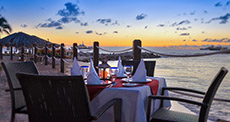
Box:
[107,48,230,121]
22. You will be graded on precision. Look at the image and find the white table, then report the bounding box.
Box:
[90,77,171,122]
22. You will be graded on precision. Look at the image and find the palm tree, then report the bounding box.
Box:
[0,17,12,39]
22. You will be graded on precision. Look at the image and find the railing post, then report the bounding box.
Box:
[33,44,37,63]
[73,43,78,60]
[0,44,2,59]
[93,41,99,72]
[52,44,55,68]
[21,45,24,61]
[60,43,64,73]
[10,44,13,60]
[133,39,142,61]
[44,44,48,65]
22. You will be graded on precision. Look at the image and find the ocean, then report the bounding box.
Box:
[102,47,230,121]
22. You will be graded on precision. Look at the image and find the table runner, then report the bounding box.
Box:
[86,78,159,101]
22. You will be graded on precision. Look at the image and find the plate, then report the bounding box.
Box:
[121,78,152,83]
[122,83,142,87]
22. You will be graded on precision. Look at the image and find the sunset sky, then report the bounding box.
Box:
[0,0,230,47]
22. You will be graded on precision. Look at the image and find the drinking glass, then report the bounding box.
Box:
[124,65,133,83]
[110,67,118,82]
[80,66,89,79]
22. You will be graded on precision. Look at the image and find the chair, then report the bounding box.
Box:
[122,60,156,76]
[1,61,39,122]
[16,73,122,122]
[146,67,228,122]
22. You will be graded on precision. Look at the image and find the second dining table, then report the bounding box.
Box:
[87,77,171,122]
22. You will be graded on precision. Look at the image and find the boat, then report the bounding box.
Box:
[78,42,93,49]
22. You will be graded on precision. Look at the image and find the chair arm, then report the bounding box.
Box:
[148,95,207,107]
[5,87,22,92]
[92,98,122,122]
[162,87,205,95]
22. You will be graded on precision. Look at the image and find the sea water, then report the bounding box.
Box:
[103,47,230,121]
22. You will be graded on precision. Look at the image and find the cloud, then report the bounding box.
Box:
[37,2,85,29]
[136,13,147,20]
[57,2,85,17]
[215,2,222,7]
[80,22,88,26]
[190,11,196,15]
[20,24,28,28]
[171,20,191,26]
[176,27,188,30]
[37,19,62,28]
[58,17,80,23]
[157,24,165,27]
[95,32,102,35]
[86,30,93,34]
[180,33,190,36]
[97,18,111,25]
[0,6,4,11]
[201,38,230,43]
[168,45,200,49]
[113,31,118,33]
[227,1,230,6]
[192,39,198,42]
[56,26,63,30]
[112,20,119,25]
[95,32,106,35]
[96,18,119,26]
[207,13,230,24]
[177,20,190,25]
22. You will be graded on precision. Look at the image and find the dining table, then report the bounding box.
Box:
[87,77,171,122]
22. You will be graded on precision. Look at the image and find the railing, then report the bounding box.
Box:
[0,40,230,103]
[0,40,230,73]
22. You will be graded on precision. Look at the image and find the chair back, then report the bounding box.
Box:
[16,73,92,122]
[199,67,228,122]
[1,61,38,111]
[122,60,156,76]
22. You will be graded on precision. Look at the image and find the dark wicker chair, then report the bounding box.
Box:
[146,67,228,122]
[122,60,156,77]
[1,61,39,122]
[16,73,122,122]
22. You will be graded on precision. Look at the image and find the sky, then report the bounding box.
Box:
[0,0,230,47]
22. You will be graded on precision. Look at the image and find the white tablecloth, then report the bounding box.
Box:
[90,77,171,122]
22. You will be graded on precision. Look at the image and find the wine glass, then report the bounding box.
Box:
[80,66,89,80]
[110,67,118,82]
[124,65,133,83]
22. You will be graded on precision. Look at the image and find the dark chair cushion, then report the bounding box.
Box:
[151,109,198,122]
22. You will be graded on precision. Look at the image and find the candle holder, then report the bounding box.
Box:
[98,58,110,81]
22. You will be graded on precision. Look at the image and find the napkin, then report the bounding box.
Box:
[71,57,82,76]
[117,56,126,77]
[132,59,147,82]
[86,58,102,84]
